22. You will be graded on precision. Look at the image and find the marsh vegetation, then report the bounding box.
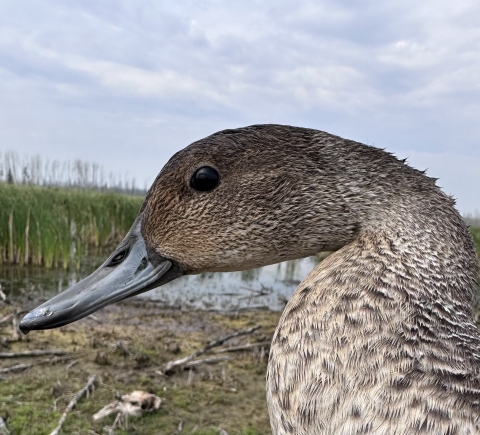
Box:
[0,183,142,269]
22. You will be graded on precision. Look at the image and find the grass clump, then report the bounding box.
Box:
[0,183,143,268]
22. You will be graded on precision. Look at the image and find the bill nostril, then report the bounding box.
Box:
[135,257,148,274]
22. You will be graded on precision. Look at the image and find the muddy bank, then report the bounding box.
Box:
[0,297,280,435]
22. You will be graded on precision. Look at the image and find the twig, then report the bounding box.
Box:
[0,363,31,374]
[11,310,21,341]
[88,314,102,324]
[0,416,10,435]
[0,288,7,302]
[240,284,273,296]
[0,350,67,358]
[49,374,97,435]
[211,305,269,313]
[108,341,133,358]
[109,412,123,433]
[66,360,79,370]
[187,368,194,385]
[49,354,79,364]
[183,356,230,368]
[214,341,271,353]
[0,355,78,376]
[238,285,273,299]
[0,314,12,326]
[163,325,260,373]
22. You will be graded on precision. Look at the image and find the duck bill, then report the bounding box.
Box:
[19,214,181,333]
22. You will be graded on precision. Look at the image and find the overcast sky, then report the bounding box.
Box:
[0,0,478,213]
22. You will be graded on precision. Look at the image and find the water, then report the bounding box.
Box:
[147,256,323,311]
[0,253,330,312]
[0,256,104,302]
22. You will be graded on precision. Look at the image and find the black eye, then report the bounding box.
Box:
[190,166,219,192]
[108,249,128,267]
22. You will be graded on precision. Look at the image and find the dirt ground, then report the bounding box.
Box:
[0,298,281,435]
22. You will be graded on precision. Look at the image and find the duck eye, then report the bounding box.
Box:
[108,249,128,267]
[190,166,219,192]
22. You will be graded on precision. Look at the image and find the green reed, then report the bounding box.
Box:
[1,182,478,270]
[0,183,143,268]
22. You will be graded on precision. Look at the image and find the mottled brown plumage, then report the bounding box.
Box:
[141,125,480,434]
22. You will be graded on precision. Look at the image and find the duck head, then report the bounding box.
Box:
[20,124,359,332]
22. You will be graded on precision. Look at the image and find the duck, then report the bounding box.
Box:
[20,124,480,434]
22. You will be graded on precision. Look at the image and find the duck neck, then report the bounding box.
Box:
[267,211,479,435]
[276,208,479,351]
[333,152,479,315]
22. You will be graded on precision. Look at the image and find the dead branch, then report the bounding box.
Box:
[11,310,21,341]
[0,355,78,376]
[163,325,260,373]
[214,341,271,353]
[66,360,79,370]
[49,374,97,435]
[0,416,10,435]
[183,356,230,368]
[238,285,273,299]
[108,340,133,358]
[0,287,7,302]
[109,412,123,433]
[49,354,79,364]
[0,314,12,325]
[215,305,269,313]
[0,350,67,358]
[89,314,102,323]
[0,363,31,374]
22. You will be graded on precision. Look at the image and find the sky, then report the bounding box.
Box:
[0,0,479,213]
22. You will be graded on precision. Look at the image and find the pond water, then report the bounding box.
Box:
[0,253,330,312]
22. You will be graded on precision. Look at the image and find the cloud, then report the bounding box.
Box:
[0,0,478,211]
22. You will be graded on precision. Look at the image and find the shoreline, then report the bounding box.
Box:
[1,298,280,435]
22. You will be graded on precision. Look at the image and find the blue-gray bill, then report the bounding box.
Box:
[19,215,180,333]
